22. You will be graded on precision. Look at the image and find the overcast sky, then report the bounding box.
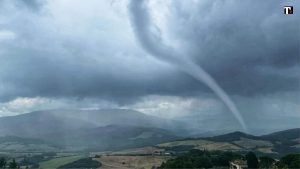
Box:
[0,0,299,132]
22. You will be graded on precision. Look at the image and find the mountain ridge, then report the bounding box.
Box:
[0,109,187,138]
[204,128,300,142]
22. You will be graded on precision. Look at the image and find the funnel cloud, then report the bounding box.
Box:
[128,0,247,130]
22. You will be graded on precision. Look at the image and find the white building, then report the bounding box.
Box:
[230,159,248,169]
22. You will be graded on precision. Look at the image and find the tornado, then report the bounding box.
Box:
[128,0,247,131]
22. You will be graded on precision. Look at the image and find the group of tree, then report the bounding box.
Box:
[276,154,300,169]
[159,149,243,168]
[159,149,300,169]
[19,152,56,168]
[19,155,43,168]
[58,158,101,169]
[0,157,19,169]
[246,153,300,169]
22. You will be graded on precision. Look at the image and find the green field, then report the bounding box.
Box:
[158,139,241,151]
[39,155,84,169]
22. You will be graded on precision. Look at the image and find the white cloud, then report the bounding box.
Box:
[124,95,224,119]
[0,97,47,116]
[0,97,118,117]
[0,30,16,41]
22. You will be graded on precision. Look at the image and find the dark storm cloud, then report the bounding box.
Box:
[166,0,299,96]
[20,0,44,10]
[0,0,299,104]
[0,0,44,11]
[0,45,204,104]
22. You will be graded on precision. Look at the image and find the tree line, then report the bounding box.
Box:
[159,149,300,168]
[0,158,19,169]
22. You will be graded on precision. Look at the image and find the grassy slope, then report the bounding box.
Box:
[0,136,59,152]
[156,129,300,157]
[39,155,83,169]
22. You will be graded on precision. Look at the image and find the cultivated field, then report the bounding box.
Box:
[110,146,165,155]
[256,147,275,154]
[195,142,241,151]
[158,139,241,151]
[95,155,171,169]
[158,139,211,147]
[233,138,273,149]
